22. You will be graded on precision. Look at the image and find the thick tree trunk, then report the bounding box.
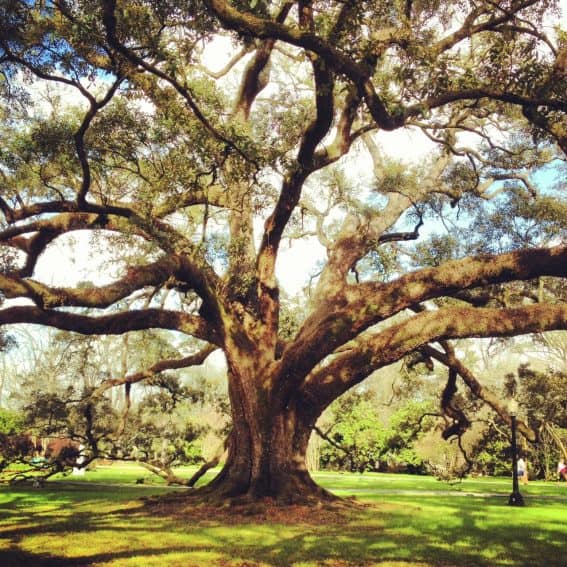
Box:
[199,396,332,504]
[188,319,335,504]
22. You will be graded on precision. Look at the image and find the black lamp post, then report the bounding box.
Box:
[508,399,525,507]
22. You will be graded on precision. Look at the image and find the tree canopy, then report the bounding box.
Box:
[1,0,567,503]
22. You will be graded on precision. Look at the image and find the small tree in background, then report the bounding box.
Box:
[319,390,434,473]
[2,329,229,484]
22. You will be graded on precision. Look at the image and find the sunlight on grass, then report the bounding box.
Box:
[1,470,567,566]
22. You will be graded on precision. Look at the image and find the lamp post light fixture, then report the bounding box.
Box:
[508,399,525,507]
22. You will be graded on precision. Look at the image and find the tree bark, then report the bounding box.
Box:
[201,413,331,503]
[197,363,331,503]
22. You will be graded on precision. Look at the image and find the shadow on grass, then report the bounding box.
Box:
[176,498,566,567]
[1,485,566,566]
[0,545,201,567]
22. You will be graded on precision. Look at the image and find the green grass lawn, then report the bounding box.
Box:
[1,464,566,566]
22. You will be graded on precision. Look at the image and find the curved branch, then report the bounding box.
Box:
[377,214,423,244]
[203,0,401,130]
[314,85,364,168]
[204,0,564,130]
[185,435,230,487]
[297,58,334,166]
[432,2,547,55]
[351,246,567,319]
[0,40,91,96]
[75,77,124,205]
[0,202,224,304]
[441,365,471,440]
[278,245,567,404]
[152,184,228,219]
[523,106,567,157]
[200,46,252,79]
[1,199,135,225]
[256,168,308,288]
[0,306,219,343]
[412,89,567,120]
[101,0,254,164]
[0,213,127,241]
[233,3,293,120]
[255,7,339,288]
[422,343,536,441]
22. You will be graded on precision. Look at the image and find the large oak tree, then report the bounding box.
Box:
[1,0,567,502]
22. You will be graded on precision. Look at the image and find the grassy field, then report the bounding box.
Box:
[1,464,566,566]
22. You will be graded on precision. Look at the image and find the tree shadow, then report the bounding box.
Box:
[2,485,566,566]
[0,545,205,567]
[196,502,565,566]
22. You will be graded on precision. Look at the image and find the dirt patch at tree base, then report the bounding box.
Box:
[140,492,366,525]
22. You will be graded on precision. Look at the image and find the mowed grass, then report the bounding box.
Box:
[1,465,566,566]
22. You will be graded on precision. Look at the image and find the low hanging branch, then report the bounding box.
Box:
[185,434,230,488]
[440,368,471,440]
[134,434,231,487]
[312,424,348,454]
[421,343,537,442]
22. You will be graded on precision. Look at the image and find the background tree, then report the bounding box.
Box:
[515,364,567,478]
[1,0,567,503]
[1,328,228,484]
[318,390,433,473]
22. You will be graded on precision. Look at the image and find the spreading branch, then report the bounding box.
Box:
[277,245,567,400]
[302,303,567,414]
[0,307,219,344]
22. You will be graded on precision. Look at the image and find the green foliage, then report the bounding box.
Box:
[469,424,512,477]
[517,365,567,429]
[469,190,567,253]
[278,293,305,341]
[460,363,567,480]
[320,390,433,473]
[125,407,207,467]
[0,408,24,435]
[412,233,461,267]
[6,330,227,479]
[374,159,419,196]
[356,245,403,282]
[1,0,567,501]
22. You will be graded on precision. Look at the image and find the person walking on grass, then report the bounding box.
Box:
[558,459,567,483]
[517,457,528,485]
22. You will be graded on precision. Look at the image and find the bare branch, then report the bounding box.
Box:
[93,344,217,396]
[200,46,252,79]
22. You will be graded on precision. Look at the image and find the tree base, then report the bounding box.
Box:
[139,465,366,522]
[142,488,361,524]
[193,475,339,507]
